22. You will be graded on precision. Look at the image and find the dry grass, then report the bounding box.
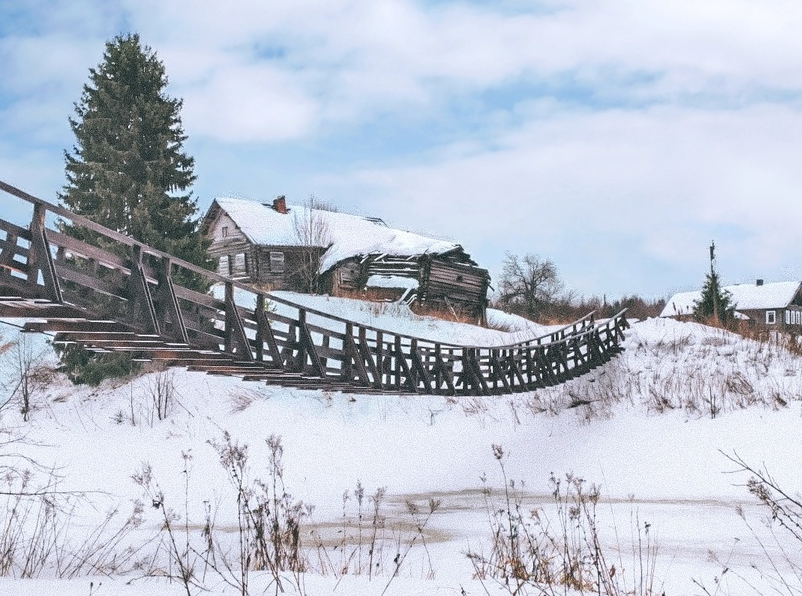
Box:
[515,322,802,422]
[468,445,662,596]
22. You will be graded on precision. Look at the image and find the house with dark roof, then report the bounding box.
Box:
[201,196,491,321]
[661,280,802,328]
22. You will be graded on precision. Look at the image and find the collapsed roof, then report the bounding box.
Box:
[208,196,475,273]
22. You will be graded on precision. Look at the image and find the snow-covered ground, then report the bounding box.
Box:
[0,299,801,595]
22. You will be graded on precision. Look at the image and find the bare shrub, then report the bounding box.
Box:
[0,460,144,580]
[468,445,661,596]
[128,367,182,426]
[145,367,177,422]
[132,457,197,596]
[228,388,260,413]
[207,432,311,594]
[0,333,54,421]
[305,481,440,588]
[692,453,802,595]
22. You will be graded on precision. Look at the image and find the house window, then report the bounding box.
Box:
[233,253,247,275]
[218,255,230,275]
[221,226,229,238]
[270,251,285,273]
[786,310,791,325]
[766,310,776,325]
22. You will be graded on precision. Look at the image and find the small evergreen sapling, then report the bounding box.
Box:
[693,270,735,326]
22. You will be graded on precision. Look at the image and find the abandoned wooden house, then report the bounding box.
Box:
[661,279,802,328]
[201,196,491,320]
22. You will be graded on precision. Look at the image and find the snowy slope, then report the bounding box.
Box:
[0,309,801,595]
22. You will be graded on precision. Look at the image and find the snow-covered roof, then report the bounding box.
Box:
[209,197,463,273]
[661,281,802,317]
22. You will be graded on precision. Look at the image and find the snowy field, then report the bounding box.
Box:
[0,298,801,595]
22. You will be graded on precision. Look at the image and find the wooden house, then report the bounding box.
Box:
[201,196,491,321]
[661,280,802,328]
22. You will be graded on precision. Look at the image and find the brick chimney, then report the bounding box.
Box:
[272,195,287,214]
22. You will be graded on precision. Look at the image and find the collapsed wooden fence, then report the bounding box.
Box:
[0,180,629,395]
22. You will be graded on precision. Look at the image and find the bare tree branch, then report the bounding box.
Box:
[293,194,333,294]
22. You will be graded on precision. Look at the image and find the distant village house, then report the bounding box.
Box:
[661,280,802,328]
[202,196,491,321]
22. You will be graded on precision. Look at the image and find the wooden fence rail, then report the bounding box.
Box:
[0,180,629,395]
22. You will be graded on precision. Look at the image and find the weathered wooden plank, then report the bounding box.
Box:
[0,229,29,271]
[0,272,51,300]
[0,218,30,240]
[27,203,62,303]
[48,230,130,272]
[128,246,160,335]
[55,264,128,301]
[173,285,225,310]
[297,310,324,376]
[409,339,432,392]
[489,350,510,393]
[393,335,416,392]
[154,257,189,343]
[535,346,558,387]
[459,348,488,396]
[431,344,455,394]
[224,282,254,361]
[357,326,382,389]
[342,322,370,386]
[255,293,283,368]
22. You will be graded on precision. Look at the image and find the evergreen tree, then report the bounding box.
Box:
[693,270,735,325]
[58,33,209,385]
[60,33,207,267]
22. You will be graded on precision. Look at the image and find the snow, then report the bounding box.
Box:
[661,280,802,316]
[1,308,802,595]
[213,197,463,273]
[364,274,419,290]
[268,291,556,346]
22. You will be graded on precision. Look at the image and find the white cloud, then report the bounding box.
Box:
[10,0,802,145]
[310,102,802,295]
[5,0,802,297]
[179,64,319,142]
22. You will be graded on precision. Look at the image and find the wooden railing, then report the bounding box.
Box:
[0,180,629,395]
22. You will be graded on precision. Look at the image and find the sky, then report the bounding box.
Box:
[3,0,802,301]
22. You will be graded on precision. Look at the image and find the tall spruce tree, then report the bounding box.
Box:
[61,33,207,267]
[58,33,208,385]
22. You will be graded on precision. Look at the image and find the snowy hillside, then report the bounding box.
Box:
[0,303,801,595]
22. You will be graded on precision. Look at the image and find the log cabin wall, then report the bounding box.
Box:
[207,212,256,281]
[253,245,327,292]
[327,258,362,294]
[418,257,489,320]
[737,307,802,329]
[207,210,328,291]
